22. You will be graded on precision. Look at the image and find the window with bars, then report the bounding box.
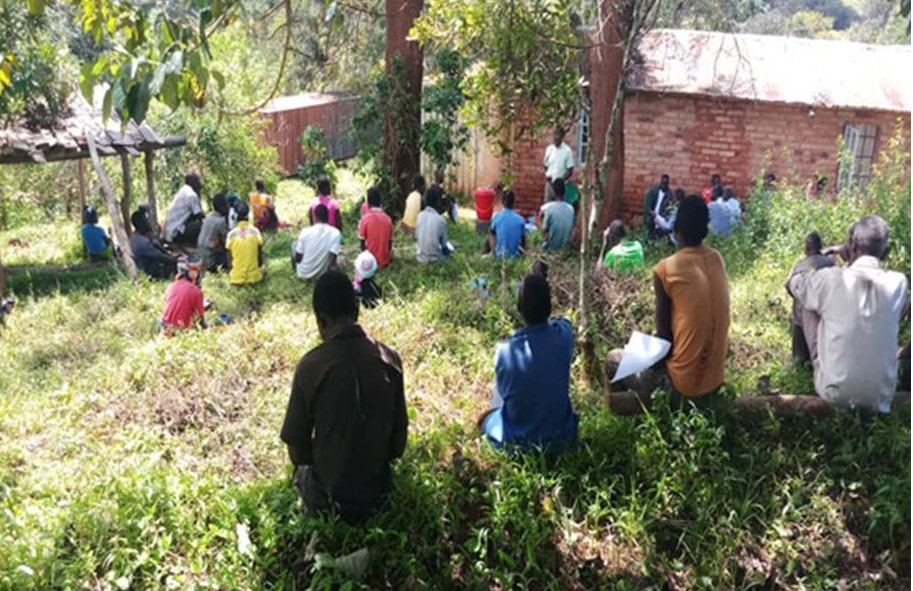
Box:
[838,124,878,191]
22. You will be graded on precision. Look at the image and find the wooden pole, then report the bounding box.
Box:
[77,159,87,214]
[144,150,158,230]
[86,135,138,280]
[119,153,132,235]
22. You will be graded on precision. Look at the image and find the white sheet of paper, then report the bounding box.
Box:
[611,331,672,383]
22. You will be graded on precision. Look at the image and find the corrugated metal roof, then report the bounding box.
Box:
[628,29,911,113]
[259,92,357,114]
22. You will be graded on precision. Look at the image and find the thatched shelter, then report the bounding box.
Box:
[0,91,186,289]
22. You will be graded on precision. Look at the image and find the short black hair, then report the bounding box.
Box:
[674,195,709,246]
[367,187,382,207]
[851,215,889,259]
[502,190,515,209]
[413,174,426,192]
[234,200,250,221]
[805,231,823,254]
[185,173,200,186]
[314,203,329,223]
[255,179,265,192]
[660,174,670,182]
[424,185,441,210]
[213,193,229,217]
[518,274,552,325]
[314,270,358,321]
[131,210,151,234]
[317,177,331,196]
[711,174,721,184]
[551,178,566,200]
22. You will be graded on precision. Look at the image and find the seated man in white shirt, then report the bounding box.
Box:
[292,204,342,280]
[787,215,908,413]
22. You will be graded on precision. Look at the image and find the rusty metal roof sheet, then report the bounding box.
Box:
[259,92,358,114]
[629,29,911,113]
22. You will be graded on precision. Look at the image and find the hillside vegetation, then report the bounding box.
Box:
[0,157,909,590]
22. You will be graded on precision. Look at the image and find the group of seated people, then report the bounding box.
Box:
[644,173,743,243]
[277,191,908,526]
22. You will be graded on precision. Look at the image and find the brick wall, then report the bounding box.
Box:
[507,119,580,218]
[622,93,911,220]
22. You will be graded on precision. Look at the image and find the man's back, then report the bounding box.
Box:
[708,199,732,236]
[491,318,577,449]
[541,201,574,251]
[163,279,204,328]
[226,223,263,284]
[402,191,422,229]
[164,185,200,241]
[491,209,525,258]
[295,223,341,279]
[654,246,730,397]
[281,325,407,519]
[604,240,645,273]
[790,257,908,412]
[358,209,393,269]
[416,208,447,263]
[197,212,227,267]
[80,224,108,255]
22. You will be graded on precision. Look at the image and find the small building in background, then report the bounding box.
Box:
[448,29,911,220]
[259,92,360,175]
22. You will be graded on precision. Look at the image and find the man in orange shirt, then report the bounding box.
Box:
[357,187,394,269]
[606,195,730,412]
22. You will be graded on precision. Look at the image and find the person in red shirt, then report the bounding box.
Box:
[161,257,207,336]
[474,182,502,235]
[357,187,394,269]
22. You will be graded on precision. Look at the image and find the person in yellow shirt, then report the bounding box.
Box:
[225,201,264,285]
[400,174,425,235]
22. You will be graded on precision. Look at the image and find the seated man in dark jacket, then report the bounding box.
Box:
[130,211,177,280]
[281,270,408,523]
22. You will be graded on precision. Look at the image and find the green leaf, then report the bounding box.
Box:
[26,0,46,16]
[211,69,225,91]
[80,63,97,100]
[160,75,179,110]
[150,63,167,95]
[166,50,183,75]
[102,87,113,122]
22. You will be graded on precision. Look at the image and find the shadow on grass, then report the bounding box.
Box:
[4,263,124,299]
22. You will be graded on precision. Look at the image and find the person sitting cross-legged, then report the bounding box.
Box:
[293,204,341,280]
[478,273,579,452]
[280,270,408,523]
[606,195,730,413]
[538,178,575,252]
[160,257,207,336]
[787,215,908,413]
[415,186,451,264]
[80,205,113,262]
[357,187,393,270]
[197,193,230,273]
[130,211,177,280]
[598,220,644,274]
[225,201,264,286]
[485,190,526,258]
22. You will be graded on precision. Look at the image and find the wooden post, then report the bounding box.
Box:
[77,159,87,214]
[144,150,158,230]
[87,135,138,280]
[119,153,132,235]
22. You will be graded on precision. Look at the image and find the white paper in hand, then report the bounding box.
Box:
[611,331,672,383]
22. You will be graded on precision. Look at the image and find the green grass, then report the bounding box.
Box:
[0,169,909,590]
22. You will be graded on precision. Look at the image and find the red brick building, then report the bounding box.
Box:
[464,30,911,221]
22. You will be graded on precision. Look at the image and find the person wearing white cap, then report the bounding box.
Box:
[353,251,382,309]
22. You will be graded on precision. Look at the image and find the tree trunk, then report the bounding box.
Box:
[144,150,158,230]
[87,136,138,281]
[591,0,627,232]
[384,0,424,209]
[77,159,87,216]
[119,153,133,234]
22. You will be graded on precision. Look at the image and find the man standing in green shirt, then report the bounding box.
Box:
[599,220,644,273]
